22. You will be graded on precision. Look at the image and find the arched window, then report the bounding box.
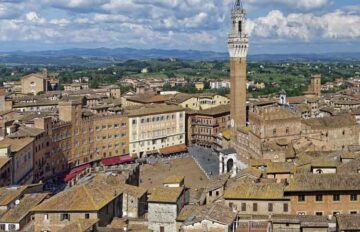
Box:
[238,21,242,33]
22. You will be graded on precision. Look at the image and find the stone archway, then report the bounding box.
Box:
[227,159,234,173]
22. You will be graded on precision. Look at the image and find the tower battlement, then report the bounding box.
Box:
[228,0,249,59]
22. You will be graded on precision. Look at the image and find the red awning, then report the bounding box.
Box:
[64,164,91,182]
[101,155,134,166]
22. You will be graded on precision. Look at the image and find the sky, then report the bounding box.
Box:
[0,0,359,54]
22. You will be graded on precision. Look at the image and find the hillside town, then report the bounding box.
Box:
[0,1,359,232]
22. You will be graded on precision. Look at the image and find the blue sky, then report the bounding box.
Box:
[0,0,359,54]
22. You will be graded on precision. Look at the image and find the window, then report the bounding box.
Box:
[333,211,340,216]
[60,213,70,221]
[253,203,258,212]
[333,194,340,202]
[273,129,277,135]
[132,119,136,125]
[216,191,219,196]
[85,213,90,219]
[298,195,305,202]
[241,203,246,212]
[44,214,49,220]
[160,226,165,232]
[283,203,288,212]
[209,191,212,197]
[268,203,273,212]
[350,211,357,214]
[315,212,323,216]
[316,194,323,202]
[350,193,358,201]
[298,212,306,216]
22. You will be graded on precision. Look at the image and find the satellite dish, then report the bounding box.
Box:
[15,200,20,205]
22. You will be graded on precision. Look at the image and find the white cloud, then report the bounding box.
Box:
[246,0,330,10]
[0,0,358,53]
[248,10,360,41]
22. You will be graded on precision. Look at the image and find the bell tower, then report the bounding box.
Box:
[228,0,249,129]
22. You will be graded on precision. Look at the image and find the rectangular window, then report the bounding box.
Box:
[60,213,70,221]
[333,194,340,202]
[350,194,358,201]
[315,212,323,216]
[268,203,273,212]
[44,214,49,220]
[350,211,358,214]
[283,203,288,212]
[316,194,323,202]
[241,203,246,212]
[298,195,305,202]
[253,203,258,212]
[85,213,90,219]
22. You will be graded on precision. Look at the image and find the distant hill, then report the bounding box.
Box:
[0,47,359,66]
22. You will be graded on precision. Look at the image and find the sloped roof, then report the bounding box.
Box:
[148,187,184,203]
[286,174,360,192]
[0,186,28,206]
[0,193,48,223]
[337,215,360,231]
[302,114,356,129]
[178,203,237,226]
[0,137,34,152]
[32,181,120,212]
[224,182,286,200]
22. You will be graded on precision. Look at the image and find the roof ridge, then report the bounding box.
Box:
[81,185,98,209]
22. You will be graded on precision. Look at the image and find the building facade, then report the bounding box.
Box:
[126,105,185,158]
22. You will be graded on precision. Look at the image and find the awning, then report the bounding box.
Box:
[101,155,134,166]
[160,144,187,156]
[64,164,91,182]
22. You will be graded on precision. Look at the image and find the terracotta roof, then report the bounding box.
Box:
[162,175,185,184]
[288,96,306,104]
[286,174,360,192]
[302,114,356,129]
[206,174,230,192]
[32,181,121,212]
[148,187,184,203]
[266,162,294,174]
[0,193,47,223]
[224,182,286,200]
[125,104,184,117]
[270,214,335,227]
[127,94,174,104]
[337,215,360,231]
[178,203,237,226]
[338,159,360,174]
[0,137,34,152]
[8,126,44,138]
[190,104,230,116]
[0,186,28,206]
[253,108,299,121]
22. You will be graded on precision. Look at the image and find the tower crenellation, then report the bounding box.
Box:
[228,0,249,59]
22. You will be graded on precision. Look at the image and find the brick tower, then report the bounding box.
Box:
[228,0,249,129]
